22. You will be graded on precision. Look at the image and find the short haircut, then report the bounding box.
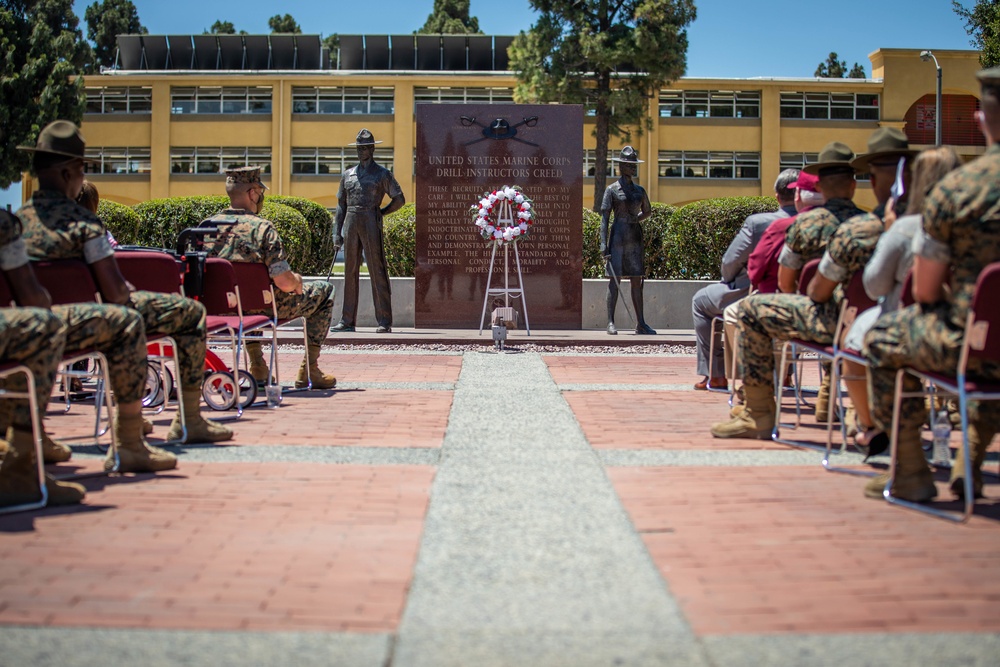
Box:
[817,171,856,198]
[225,180,252,197]
[774,169,799,201]
[76,180,99,213]
[799,189,825,207]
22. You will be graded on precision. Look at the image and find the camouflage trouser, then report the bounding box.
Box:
[0,308,67,431]
[58,303,147,404]
[738,293,839,388]
[863,304,1000,437]
[129,291,207,389]
[274,282,335,348]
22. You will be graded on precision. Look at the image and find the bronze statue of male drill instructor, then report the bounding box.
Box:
[331,129,405,333]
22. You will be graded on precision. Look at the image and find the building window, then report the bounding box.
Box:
[904,93,985,146]
[83,147,151,174]
[84,87,152,114]
[291,86,394,114]
[170,87,272,114]
[413,86,514,105]
[780,91,879,120]
[170,147,271,174]
[659,90,760,118]
[658,151,760,179]
[583,150,614,177]
[291,147,394,175]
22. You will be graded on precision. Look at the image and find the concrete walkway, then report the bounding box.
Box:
[0,348,998,666]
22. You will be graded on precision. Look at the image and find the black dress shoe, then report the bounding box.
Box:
[331,322,355,332]
[376,325,392,333]
[635,323,657,335]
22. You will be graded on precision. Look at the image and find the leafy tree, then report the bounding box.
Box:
[206,20,246,35]
[954,0,1000,67]
[848,62,866,78]
[417,0,481,34]
[0,0,90,188]
[268,13,301,34]
[510,0,696,210]
[84,0,145,69]
[814,52,846,78]
[323,33,339,68]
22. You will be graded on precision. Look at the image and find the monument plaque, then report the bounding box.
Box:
[415,104,583,328]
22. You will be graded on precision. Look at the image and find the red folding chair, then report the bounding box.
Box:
[0,274,47,513]
[229,262,313,390]
[885,262,1000,523]
[201,258,276,411]
[29,259,119,473]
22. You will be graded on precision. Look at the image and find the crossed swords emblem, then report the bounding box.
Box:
[460,115,540,147]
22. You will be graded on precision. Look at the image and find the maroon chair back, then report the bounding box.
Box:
[115,250,184,294]
[968,262,1000,362]
[200,258,240,316]
[900,269,915,308]
[844,268,878,313]
[230,262,274,314]
[31,260,100,305]
[0,271,12,306]
[798,258,821,295]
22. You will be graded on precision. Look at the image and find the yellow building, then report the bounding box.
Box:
[63,35,986,212]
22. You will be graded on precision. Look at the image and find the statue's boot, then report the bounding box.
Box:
[711,384,775,440]
[632,285,656,335]
[949,420,992,500]
[864,429,937,502]
[166,386,234,444]
[295,344,337,390]
[0,427,85,507]
[106,412,178,473]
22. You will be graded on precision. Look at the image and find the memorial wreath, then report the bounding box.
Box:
[470,185,533,245]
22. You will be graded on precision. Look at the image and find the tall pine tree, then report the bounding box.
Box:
[0,0,90,188]
[510,0,696,209]
[84,0,145,70]
[417,0,481,34]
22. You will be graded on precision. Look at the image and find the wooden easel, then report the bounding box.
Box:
[477,197,531,335]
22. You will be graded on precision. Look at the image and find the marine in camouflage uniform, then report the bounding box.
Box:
[863,76,1000,501]
[205,165,336,389]
[712,142,863,439]
[15,119,230,465]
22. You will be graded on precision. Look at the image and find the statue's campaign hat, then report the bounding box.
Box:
[349,128,382,146]
[17,120,93,163]
[850,127,916,171]
[612,146,644,163]
[225,165,268,189]
[802,142,856,176]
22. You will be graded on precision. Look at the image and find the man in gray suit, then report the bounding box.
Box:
[691,169,799,390]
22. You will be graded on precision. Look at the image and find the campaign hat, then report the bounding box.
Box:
[611,146,644,163]
[349,128,382,146]
[802,142,856,176]
[17,120,93,163]
[850,127,916,172]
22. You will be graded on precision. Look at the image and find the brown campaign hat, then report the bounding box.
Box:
[349,128,382,146]
[611,146,644,163]
[225,165,268,190]
[850,127,916,171]
[802,142,856,176]
[17,120,93,163]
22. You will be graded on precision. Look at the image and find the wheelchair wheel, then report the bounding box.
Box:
[143,361,164,408]
[236,370,258,409]
[202,371,237,411]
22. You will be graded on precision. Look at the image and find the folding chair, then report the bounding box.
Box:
[229,262,313,391]
[201,258,276,411]
[884,262,1000,523]
[772,259,863,451]
[822,269,879,473]
[29,259,119,473]
[0,275,48,514]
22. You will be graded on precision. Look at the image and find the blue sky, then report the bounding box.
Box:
[1,0,980,210]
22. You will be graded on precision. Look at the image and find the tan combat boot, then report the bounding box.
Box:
[814,373,832,423]
[864,429,937,501]
[106,412,177,473]
[295,344,337,389]
[41,432,72,464]
[711,384,775,439]
[0,428,85,507]
[143,417,154,435]
[246,341,270,385]
[949,422,991,500]
[166,387,234,444]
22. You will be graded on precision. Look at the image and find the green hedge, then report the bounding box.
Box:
[662,197,779,280]
[123,196,310,272]
[383,203,416,278]
[98,199,141,246]
[581,203,676,279]
[266,195,334,275]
